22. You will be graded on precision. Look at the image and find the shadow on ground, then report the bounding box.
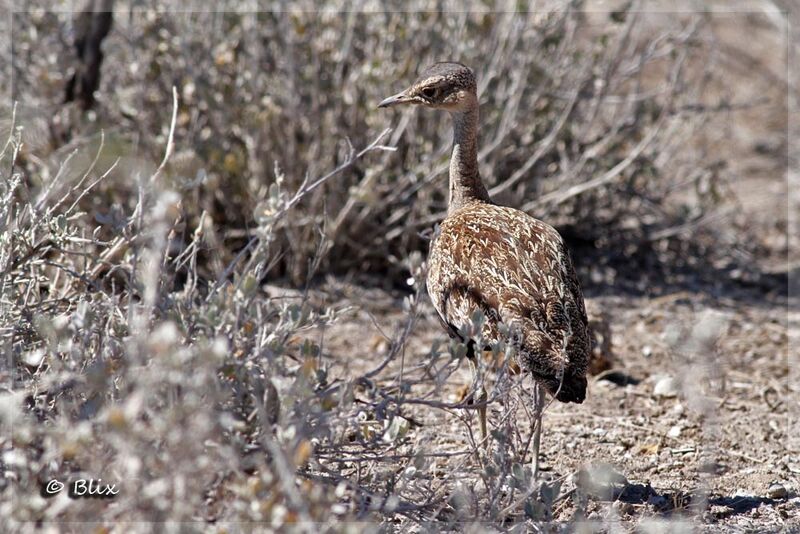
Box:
[591,481,790,518]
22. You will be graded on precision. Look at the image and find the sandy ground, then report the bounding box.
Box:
[303,44,796,524]
[306,271,794,530]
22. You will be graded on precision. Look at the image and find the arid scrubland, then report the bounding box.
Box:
[0,2,793,531]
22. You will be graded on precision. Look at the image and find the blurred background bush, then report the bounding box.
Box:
[5,1,788,289]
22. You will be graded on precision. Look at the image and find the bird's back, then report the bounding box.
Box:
[427,201,590,403]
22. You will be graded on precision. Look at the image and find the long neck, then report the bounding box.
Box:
[448,96,490,213]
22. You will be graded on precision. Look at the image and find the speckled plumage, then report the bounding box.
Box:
[427,201,590,403]
[381,62,590,405]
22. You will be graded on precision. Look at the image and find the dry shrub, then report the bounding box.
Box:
[6,3,736,287]
[0,1,772,530]
[0,117,542,527]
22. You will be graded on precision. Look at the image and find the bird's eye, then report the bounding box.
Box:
[421,87,438,100]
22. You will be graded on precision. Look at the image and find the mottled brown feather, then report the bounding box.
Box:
[427,201,590,403]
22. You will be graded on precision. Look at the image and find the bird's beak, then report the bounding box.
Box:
[378,91,412,109]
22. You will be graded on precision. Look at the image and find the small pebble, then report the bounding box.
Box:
[22,350,45,368]
[574,463,628,500]
[709,504,732,518]
[667,425,682,438]
[654,376,679,398]
[767,483,788,500]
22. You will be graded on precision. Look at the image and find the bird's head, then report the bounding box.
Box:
[378,62,477,113]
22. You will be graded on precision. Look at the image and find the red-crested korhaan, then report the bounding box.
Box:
[379,62,590,468]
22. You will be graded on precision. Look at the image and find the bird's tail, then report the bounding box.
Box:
[541,372,586,404]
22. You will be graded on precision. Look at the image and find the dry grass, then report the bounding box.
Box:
[5,3,746,283]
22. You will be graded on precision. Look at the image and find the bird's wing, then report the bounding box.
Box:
[427,204,590,401]
[504,212,591,401]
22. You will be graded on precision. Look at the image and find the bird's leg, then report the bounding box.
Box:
[531,382,545,479]
[467,356,488,448]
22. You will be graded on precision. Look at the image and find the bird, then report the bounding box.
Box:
[379,62,590,473]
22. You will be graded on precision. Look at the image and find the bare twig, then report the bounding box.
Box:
[151,86,179,183]
[207,128,395,299]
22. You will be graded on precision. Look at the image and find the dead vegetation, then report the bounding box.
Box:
[0,1,792,531]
